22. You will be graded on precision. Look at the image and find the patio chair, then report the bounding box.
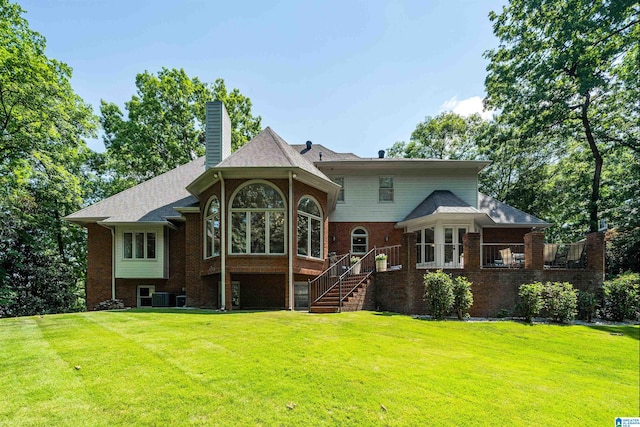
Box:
[499,248,514,267]
[566,240,586,268]
[544,244,559,267]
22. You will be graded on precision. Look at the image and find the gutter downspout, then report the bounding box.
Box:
[110,227,116,300]
[288,171,294,310]
[220,173,226,311]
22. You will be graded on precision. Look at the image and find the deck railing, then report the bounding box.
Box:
[375,245,402,270]
[416,243,464,269]
[544,242,587,269]
[309,253,349,304]
[482,243,526,268]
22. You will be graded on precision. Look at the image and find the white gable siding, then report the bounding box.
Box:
[329,172,478,222]
[115,225,166,279]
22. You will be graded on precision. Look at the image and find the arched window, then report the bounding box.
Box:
[230,182,286,254]
[204,196,220,258]
[351,227,368,254]
[297,196,323,258]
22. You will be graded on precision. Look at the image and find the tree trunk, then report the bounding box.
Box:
[581,92,603,233]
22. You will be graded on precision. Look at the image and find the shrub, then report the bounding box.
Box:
[518,282,545,323]
[601,272,640,321]
[423,270,454,320]
[452,276,474,320]
[350,256,361,265]
[375,253,387,261]
[543,282,577,323]
[577,291,598,322]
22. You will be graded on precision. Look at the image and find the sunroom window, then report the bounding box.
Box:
[204,196,220,258]
[297,197,322,258]
[230,182,286,254]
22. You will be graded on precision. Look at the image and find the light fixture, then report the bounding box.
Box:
[332,236,336,242]
[292,173,297,178]
[385,235,389,242]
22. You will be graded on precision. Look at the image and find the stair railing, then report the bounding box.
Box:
[309,253,350,305]
[338,247,376,311]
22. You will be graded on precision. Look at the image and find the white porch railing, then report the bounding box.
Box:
[416,243,465,269]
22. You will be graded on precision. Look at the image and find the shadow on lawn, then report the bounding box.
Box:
[586,325,640,341]
[106,308,284,316]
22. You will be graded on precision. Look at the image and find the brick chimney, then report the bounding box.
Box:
[205,101,232,169]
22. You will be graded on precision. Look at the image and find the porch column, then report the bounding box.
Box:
[462,232,481,270]
[524,231,544,270]
[401,232,417,270]
[586,232,605,278]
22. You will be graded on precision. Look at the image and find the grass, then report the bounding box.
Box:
[0,310,638,426]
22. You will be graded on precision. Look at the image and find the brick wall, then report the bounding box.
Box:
[328,222,402,255]
[482,227,532,243]
[372,232,605,317]
[86,224,113,309]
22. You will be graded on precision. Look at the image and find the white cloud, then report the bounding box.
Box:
[440,96,494,120]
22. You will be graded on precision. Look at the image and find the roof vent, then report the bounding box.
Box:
[306,140,312,150]
[319,151,323,161]
[378,150,385,159]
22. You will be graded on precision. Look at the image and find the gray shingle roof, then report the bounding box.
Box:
[215,127,332,182]
[403,190,481,221]
[65,157,204,223]
[290,143,360,162]
[478,193,549,226]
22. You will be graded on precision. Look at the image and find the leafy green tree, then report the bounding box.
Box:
[388,112,483,160]
[100,68,262,193]
[0,0,96,316]
[484,0,639,233]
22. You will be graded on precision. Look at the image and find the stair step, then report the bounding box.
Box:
[309,306,339,313]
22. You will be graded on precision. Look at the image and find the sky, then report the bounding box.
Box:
[19,0,505,157]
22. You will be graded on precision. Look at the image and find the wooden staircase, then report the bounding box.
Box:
[309,273,371,313]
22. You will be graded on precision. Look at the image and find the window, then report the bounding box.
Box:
[416,227,435,264]
[351,227,368,254]
[230,182,286,254]
[297,197,323,258]
[204,196,221,258]
[123,231,156,259]
[331,176,344,203]
[379,176,394,202]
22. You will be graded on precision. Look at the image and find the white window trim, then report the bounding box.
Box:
[297,195,323,260]
[122,231,157,261]
[378,176,394,203]
[350,226,369,254]
[204,196,221,259]
[228,180,287,255]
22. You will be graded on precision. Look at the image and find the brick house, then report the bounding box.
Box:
[65,101,604,315]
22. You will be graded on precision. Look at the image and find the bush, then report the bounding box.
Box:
[543,282,577,323]
[601,272,640,321]
[577,291,598,322]
[518,282,545,323]
[423,270,454,320]
[375,253,387,261]
[452,276,473,320]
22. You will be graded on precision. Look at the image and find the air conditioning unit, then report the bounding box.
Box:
[152,292,175,307]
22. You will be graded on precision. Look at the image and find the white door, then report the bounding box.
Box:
[443,227,466,268]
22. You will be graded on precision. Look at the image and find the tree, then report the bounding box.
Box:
[484,0,640,233]
[1,0,97,316]
[100,68,262,192]
[388,112,483,160]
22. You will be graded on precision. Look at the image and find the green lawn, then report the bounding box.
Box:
[0,310,638,426]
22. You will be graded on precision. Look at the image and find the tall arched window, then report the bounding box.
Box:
[297,196,323,258]
[204,196,220,258]
[351,227,368,254]
[230,182,286,254]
